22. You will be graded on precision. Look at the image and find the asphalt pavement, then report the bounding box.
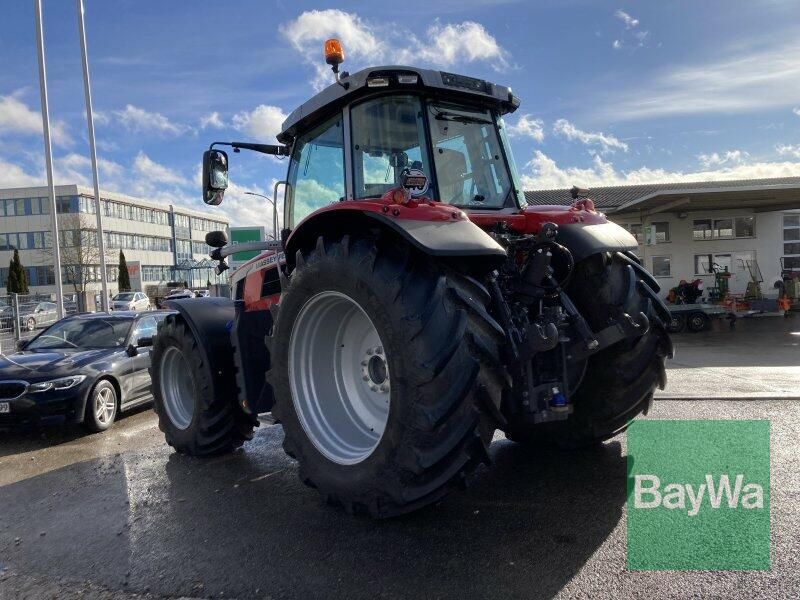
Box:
[1,317,799,599]
[657,316,800,399]
[1,397,798,600]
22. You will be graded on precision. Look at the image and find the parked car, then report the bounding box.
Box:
[111,291,151,312]
[164,289,194,300]
[194,289,210,298]
[19,301,58,331]
[0,311,171,430]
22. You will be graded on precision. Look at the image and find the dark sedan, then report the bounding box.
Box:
[0,311,171,431]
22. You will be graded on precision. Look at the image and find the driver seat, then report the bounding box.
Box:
[436,148,467,204]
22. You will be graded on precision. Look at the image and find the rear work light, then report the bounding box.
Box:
[397,74,418,84]
[367,77,390,87]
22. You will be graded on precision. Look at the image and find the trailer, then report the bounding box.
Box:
[666,303,729,333]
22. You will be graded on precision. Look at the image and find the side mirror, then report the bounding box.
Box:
[16,339,28,351]
[137,336,153,348]
[205,230,228,248]
[126,344,138,357]
[202,149,229,205]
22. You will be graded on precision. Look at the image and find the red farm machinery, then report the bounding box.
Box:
[151,40,672,517]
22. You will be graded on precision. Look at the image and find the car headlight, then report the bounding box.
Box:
[28,375,87,393]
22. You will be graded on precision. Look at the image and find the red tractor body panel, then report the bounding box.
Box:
[234,196,614,312]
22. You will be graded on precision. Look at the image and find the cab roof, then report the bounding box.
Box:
[277,66,520,145]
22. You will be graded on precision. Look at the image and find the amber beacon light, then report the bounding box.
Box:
[324,39,344,66]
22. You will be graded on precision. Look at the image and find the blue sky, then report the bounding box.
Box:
[1,0,799,226]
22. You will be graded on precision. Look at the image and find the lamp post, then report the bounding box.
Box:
[244,192,277,239]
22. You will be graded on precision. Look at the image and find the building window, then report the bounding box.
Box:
[694,254,712,275]
[706,216,755,239]
[784,214,800,268]
[652,255,671,277]
[651,222,670,243]
[693,219,713,240]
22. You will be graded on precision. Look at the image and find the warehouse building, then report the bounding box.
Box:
[526,177,800,299]
[0,184,229,295]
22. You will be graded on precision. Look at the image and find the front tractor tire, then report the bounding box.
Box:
[151,315,255,456]
[268,234,505,518]
[505,252,671,449]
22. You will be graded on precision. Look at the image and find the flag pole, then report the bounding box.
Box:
[77,0,109,311]
[34,0,65,319]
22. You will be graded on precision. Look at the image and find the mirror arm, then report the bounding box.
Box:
[210,141,290,157]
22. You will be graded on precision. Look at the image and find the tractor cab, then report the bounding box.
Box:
[202,39,525,246]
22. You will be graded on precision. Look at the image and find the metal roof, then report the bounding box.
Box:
[525,176,800,213]
[278,65,518,144]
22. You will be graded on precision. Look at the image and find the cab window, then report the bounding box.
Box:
[287,115,345,226]
[350,95,433,199]
[427,102,513,208]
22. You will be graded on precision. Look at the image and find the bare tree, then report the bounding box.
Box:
[42,213,114,295]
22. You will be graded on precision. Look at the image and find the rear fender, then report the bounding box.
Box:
[284,202,507,271]
[165,297,274,415]
[556,221,639,263]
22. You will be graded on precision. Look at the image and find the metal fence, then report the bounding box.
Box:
[0,293,79,354]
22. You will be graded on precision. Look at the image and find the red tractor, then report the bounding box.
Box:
[151,40,672,517]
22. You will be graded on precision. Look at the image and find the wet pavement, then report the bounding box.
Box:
[1,397,799,600]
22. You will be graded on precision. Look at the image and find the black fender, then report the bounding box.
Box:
[162,297,239,407]
[284,208,507,271]
[556,221,639,263]
[164,297,274,415]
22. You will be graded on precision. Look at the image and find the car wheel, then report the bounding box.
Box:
[666,313,686,333]
[26,317,36,331]
[687,311,711,333]
[84,379,118,432]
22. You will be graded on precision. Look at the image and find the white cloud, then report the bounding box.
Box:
[520,150,800,190]
[553,119,628,153]
[610,10,649,50]
[614,10,639,29]
[231,105,288,141]
[55,152,125,185]
[281,10,509,90]
[199,112,225,130]
[697,150,749,168]
[598,37,800,120]
[777,144,800,159]
[0,157,42,187]
[506,114,545,141]
[0,93,71,147]
[133,151,189,186]
[0,152,126,189]
[793,107,800,117]
[113,104,187,136]
[400,21,508,70]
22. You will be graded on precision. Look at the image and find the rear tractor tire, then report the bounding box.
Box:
[268,234,506,518]
[151,315,255,456]
[505,252,671,449]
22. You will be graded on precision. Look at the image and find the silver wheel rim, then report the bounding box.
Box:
[160,346,196,430]
[289,291,390,465]
[27,319,35,331]
[95,386,116,425]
